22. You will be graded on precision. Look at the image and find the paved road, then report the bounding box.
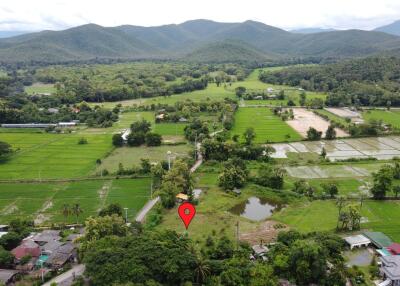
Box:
[42,264,85,286]
[135,196,160,223]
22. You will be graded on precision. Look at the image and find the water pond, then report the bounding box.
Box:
[230,196,282,221]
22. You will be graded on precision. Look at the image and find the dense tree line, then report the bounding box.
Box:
[260,57,400,106]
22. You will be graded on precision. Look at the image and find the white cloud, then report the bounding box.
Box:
[0,0,400,31]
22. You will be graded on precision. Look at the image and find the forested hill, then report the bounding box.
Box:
[1,20,400,63]
[259,56,400,106]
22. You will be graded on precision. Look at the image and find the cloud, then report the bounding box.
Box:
[0,0,400,31]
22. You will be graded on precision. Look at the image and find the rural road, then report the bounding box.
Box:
[42,264,85,286]
[135,196,160,223]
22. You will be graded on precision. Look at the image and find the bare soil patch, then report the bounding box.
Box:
[239,220,288,245]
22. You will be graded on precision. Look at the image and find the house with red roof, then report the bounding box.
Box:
[11,239,40,260]
[388,243,400,255]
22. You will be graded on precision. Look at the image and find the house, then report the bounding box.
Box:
[344,234,371,250]
[57,122,77,127]
[364,232,393,249]
[179,117,188,122]
[254,95,263,100]
[266,87,274,93]
[0,269,20,285]
[176,193,189,202]
[252,244,269,259]
[11,239,41,260]
[1,123,56,128]
[388,243,400,256]
[32,230,61,245]
[380,255,400,286]
[46,242,75,269]
[156,114,165,120]
[47,108,59,114]
[377,248,392,257]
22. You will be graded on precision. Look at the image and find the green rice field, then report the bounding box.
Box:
[24,83,56,95]
[0,178,151,224]
[0,133,112,180]
[362,109,400,129]
[231,107,302,143]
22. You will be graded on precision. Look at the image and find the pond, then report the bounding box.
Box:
[344,248,374,267]
[230,196,282,221]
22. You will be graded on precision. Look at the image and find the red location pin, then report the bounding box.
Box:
[178,202,196,229]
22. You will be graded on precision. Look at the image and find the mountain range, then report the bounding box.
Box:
[2,19,400,63]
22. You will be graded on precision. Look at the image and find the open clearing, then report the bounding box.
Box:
[96,144,192,173]
[231,107,302,143]
[270,136,400,160]
[24,83,56,95]
[0,178,151,224]
[286,108,349,137]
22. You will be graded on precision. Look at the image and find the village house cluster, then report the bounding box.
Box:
[0,225,81,285]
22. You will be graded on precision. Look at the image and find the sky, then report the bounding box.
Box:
[1,0,400,31]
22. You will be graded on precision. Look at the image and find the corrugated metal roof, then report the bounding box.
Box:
[363,232,393,248]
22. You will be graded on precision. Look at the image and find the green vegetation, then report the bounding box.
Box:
[363,109,400,129]
[24,83,55,95]
[0,133,112,180]
[231,107,302,143]
[0,178,151,224]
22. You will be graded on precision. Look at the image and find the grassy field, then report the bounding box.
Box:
[0,178,151,224]
[24,83,56,95]
[91,83,235,109]
[0,133,112,180]
[96,144,192,173]
[230,68,326,106]
[273,199,400,241]
[362,110,400,129]
[231,107,302,143]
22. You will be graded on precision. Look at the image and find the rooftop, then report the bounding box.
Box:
[381,255,400,280]
[363,232,393,249]
[344,234,371,246]
[388,243,400,255]
[0,269,19,284]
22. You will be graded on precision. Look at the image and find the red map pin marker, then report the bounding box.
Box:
[178,202,196,229]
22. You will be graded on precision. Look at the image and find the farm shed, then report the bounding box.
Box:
[388,243,400,255]
[0,269,20,285]
[1,123,56,128]
[363,232,393,249]
[377,248,392,257]
[33,230,61,245]
[344,234,371,250]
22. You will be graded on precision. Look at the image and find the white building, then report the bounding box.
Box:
[344,234,371,250]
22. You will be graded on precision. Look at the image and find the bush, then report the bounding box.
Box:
[145,133,162,146]
[112,133,124,147]
[78,137,88,145]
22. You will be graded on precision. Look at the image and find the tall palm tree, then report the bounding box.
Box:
[72,203,83,224]
[62,204,70,226]
[194,255,210,285]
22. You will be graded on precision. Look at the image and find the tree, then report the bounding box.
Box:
[0,141,12,158]
[299,91,307,106]
[78,137,88,145]
[83,215,128,242]
[235,86,246,98]
[307,127,322,141]
[140,158,151,174]
[256,164,286,189]
[243,127,256,145]
[72,203,83,224]
[194,256,210,284]
[218,159,248,190]
[321,147,327,158]
[325,125,336,140]
[127,132,145,146]
[130,119,151,134]
[145,132,162,146]
[0,247,13,268]
[371,165,393,199]
[112,133,124,147]
[394,185,400,198]
[99,203,123,217]
[62,204,71,225]
[322,183,339,198]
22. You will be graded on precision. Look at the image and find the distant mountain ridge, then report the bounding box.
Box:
[290,28,337,34]
[1,19,400,63]
[374,20,400,36]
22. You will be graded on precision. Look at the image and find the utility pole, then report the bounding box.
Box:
[194,134,197,161]
[236,221,240,250]
[124,207,128,223]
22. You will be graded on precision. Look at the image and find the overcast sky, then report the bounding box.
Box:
[1,0,400,31]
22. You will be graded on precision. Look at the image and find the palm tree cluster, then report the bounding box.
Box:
[61,203,83,225]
